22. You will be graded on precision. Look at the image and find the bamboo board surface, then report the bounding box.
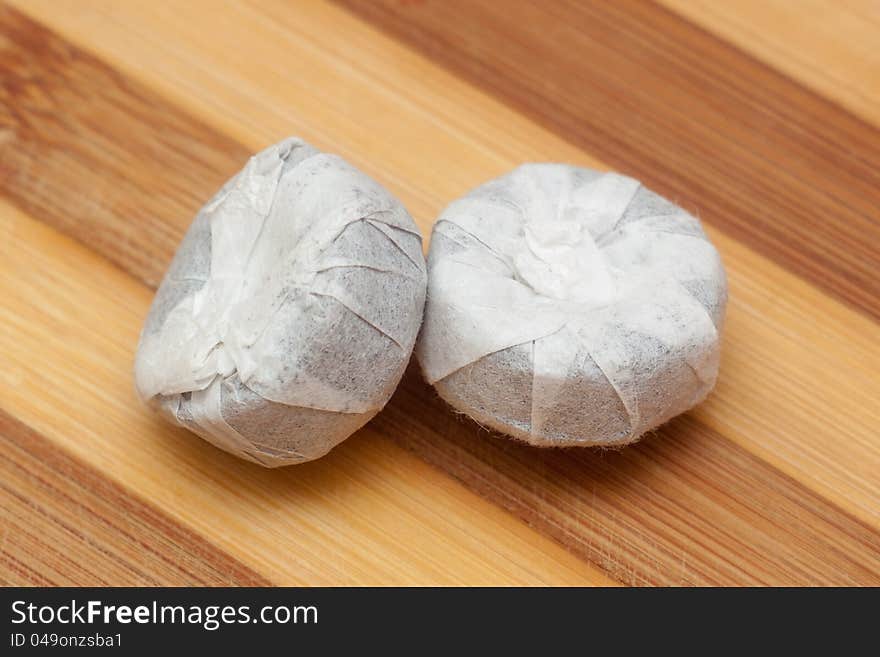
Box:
[1,0,878,586]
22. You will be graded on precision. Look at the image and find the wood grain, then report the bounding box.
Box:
[0,199,608,586]
[381,380,880,585]
[336,0,880,322]
[0,410,269,586]
[659,0,880,126]
[0,4,248,288]
[2,0,879,584]
[0,0,880,584]
[15,0,880,523]
[0,7,617,587]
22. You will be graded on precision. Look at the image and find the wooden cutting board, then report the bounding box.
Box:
[1,0,878,586]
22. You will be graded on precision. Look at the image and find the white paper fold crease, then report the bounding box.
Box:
[416,164,726,446]
[135,138,426,466]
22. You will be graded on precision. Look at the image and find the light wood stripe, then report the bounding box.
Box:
[3,1,878,584]
[13,0,880,521]
[0,198,612,586]
[659,0,880,127]
[0,410,270,586]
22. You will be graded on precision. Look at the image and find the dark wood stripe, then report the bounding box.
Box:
[335,0,880,321]
[2,6,878,585]
[0,408,271,586]
[0,5,249,288]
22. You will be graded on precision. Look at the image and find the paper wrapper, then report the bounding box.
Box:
[135,138,427,466]
[416,165,726,446]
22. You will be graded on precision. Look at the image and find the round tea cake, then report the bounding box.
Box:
[135,138,427,466]
[416,164,726,447]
